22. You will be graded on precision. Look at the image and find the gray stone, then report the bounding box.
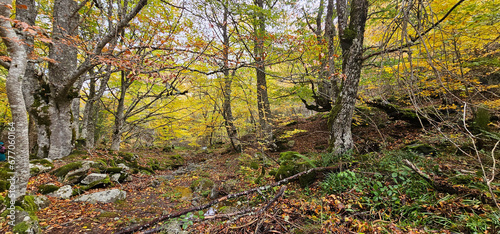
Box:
[73,189,126,203]
[63,161,96,184]
[110,173,121,182]
[29,163,53,174]
[33,195,50,209]
[117,163,130,171]
[162,220,188,234]
[48,185,73,199]
[81,173,108,185]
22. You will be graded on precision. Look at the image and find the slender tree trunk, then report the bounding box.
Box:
[0,0,29,200]
[221,5,241,152]
[254,0,273,148]
[328,0,368,155]
[15,0,44,158]
[111,72,130,151]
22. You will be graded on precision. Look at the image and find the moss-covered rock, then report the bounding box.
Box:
[272,151,317,188]
[118,152,137,162]
[51,161,83,178]
[164,154,185,169]
[190,178,214,192]
[405,143,437,156]
[30,159,54,168]
[104,167,123,173]
[80,176,111,191]
[38,184,60,195]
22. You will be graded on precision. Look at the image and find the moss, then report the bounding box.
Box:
[118,152,136,162]
[30,159,54,168]
[343,28,357,41]
[38,184,60,195]
[80,176,111,191]
[105,167,123,173]
[273,152,316,187]
[13,221,30,234]
[0,180,9,193]
[51,161,83,178]
[249,161,260,170]
[99,211,119,218]
[190,178,214,192]
[164,154,184,169]
[21,196,38,213]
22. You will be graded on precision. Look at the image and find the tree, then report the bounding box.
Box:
[19,0,147,159]
[0,0,30,212]
[253,0,274,148]
[327,0,369,155]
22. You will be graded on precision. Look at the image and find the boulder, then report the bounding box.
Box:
[81,173,108,185]
[52,161,96,184]
[110,173,129,183]
[47,185,73,199]
[73,189,126,204]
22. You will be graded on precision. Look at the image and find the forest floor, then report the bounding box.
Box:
[2,109,500,233]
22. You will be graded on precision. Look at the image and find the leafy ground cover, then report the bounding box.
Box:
[1,110,499,233]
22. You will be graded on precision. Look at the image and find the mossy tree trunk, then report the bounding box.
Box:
[0,0,30,201]
[328,0,368,155]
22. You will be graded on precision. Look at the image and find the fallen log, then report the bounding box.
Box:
[403,159,496,206]
[115,163,354,234]
[365,99,437,126]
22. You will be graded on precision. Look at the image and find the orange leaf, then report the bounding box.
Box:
[17,4,28,9]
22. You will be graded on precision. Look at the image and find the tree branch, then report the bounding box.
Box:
[115,163,355,234]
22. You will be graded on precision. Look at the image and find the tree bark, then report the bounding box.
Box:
[43,0,80,159]
[111,71,130,151]
[254,0,273,148]
[221,4,241,152]
[0,0,30,200]
[328,0,368,155]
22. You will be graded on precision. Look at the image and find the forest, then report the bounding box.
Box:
[0,0,499,233]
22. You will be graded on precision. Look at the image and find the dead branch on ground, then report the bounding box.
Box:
[115,163,354,234]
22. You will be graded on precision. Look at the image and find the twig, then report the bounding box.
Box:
[115,164,353,234]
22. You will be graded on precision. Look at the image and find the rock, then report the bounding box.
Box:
[158,174,174,181]
[406,143,437,156]
[117,163,130,171]
[33,195,51,209]
[52,161,96,184]
[38,184,60,194]
[29,159,54,175]
[73,189,126,203]
[162,220,188,234]
[81,173,108,185]
[47,185,73,199]
[190,178,214,193]
[110,173,121,182]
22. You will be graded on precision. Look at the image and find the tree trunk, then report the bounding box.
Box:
[43,0,80,159]
[111,72,130,151]
[0,0,30,199]
[254,0,273,148]
[221,5,241,152]
[328,0,368,155]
